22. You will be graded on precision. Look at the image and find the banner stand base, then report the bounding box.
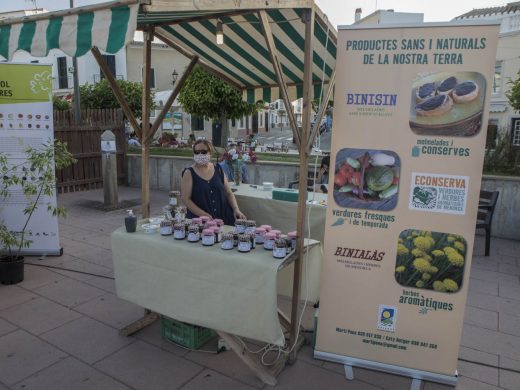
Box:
[314,350,458,388]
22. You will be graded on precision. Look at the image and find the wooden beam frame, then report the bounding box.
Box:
[91,46,142,138]
[141,27,153,218]
[146,56,199,143]
[258,10,301,148]
[290,7,314,361]
[308,69,335,152]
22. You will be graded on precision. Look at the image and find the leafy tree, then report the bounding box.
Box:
[79,79,154,120]
[178,66,260,147]
[507,69,520,112]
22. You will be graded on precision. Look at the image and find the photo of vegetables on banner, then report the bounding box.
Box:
[333,148,400,211]
[395,229,466,293]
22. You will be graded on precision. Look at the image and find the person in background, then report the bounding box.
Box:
[181,140,246,225]
[315,155,330,193]
[187,133,196,146]
[128,133,141,147]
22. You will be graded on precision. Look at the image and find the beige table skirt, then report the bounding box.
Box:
[233,185,327,243]
[112,225,321,346]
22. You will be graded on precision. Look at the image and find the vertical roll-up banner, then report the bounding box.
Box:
[315,22,499,385]
[0,63,61,256]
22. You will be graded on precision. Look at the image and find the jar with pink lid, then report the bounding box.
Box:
[259,224,272,232]
[214,219,224,227]
[263,232,277,250]
[271,229,281,238]
[202,229,215,246]
[255,227,266,245]
[200,216,211,223]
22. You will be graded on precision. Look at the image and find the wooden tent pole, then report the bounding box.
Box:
[258,10,301,148]
[147,56,199,142]
[91,47,141,138]
[141,27,153,218]
[308,70,336,151]
[290,7,314,361]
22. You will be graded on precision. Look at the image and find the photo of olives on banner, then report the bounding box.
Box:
[395,229,467,293]
[333,148,400,211]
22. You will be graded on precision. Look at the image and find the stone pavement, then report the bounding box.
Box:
[0,186,519,390]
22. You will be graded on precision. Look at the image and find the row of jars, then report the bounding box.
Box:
[159,216,297,259]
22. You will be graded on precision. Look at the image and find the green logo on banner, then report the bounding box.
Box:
[0,64,52,104]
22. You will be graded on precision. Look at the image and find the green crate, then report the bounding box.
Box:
[161,316,217,349]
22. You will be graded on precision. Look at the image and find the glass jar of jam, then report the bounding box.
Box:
[202,229,215,246]
[214,219,224,227]
[238,234,251,253]
[174,206,186,222]
[160,220,173,236]
[187,225,200,242]
[211,226,222,243]
[255,227,266,245]
[245,220,256,235]
[259,224,272,232]
[205,220,217,230]
[235,219,246,234]
[273,238,288,259]
[288,231,297,250]
[169,190,180,206]
[221,233,234,250]
[263,232,277,250]
[173,223,186,239]
[271,229,281,238]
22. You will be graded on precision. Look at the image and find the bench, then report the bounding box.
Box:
[476,190,499,256]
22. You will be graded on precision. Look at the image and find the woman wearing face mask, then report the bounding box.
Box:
[181,139,246,225]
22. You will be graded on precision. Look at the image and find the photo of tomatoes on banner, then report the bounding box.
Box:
[333,148,400,211]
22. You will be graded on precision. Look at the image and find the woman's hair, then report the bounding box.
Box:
[321,156,330,169]
[192,139,213,154]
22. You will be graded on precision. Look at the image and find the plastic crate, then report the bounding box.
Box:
[161,316,217,349]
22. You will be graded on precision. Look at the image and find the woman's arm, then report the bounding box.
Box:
[222,174,246,220]
[180,169,212,218]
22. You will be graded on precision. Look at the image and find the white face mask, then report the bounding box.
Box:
[194,153,211,166]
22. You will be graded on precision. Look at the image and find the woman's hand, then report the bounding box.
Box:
[234,208,246,220]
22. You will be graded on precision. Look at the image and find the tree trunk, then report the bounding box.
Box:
[220,117,229,149]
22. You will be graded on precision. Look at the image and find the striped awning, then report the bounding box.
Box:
[0,0,138,60]
[139,1,337,103]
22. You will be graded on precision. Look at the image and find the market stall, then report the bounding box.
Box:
[0,1,336,384]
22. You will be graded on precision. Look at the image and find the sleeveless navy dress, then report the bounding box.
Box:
[183,164,235,225]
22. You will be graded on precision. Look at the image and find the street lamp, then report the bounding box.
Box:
[172,69,179,84]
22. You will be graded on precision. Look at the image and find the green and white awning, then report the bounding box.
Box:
[0,0,138,60]
[139,2,337,103]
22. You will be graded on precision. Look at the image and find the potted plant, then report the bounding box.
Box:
[0,139,75,285]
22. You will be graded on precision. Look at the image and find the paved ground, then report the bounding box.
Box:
[0,186,519,389]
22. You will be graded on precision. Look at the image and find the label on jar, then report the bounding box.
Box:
[263,239,275,250]
[187,232,199,242]
[160,227,173,236]
[245,227,255,235]
[255,233,265,244]
[238,241,251,252]
[169,198,178,206]
[202,235,215,246]
[273,247,287,258]
[221,240,234,250]
[235,225,246,234]
[173,230,186,239]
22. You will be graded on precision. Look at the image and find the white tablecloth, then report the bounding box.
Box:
[112,225,321,346]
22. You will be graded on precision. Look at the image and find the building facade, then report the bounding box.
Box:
[455,2,520,147]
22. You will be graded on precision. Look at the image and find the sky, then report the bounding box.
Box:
[0,0,508,26]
